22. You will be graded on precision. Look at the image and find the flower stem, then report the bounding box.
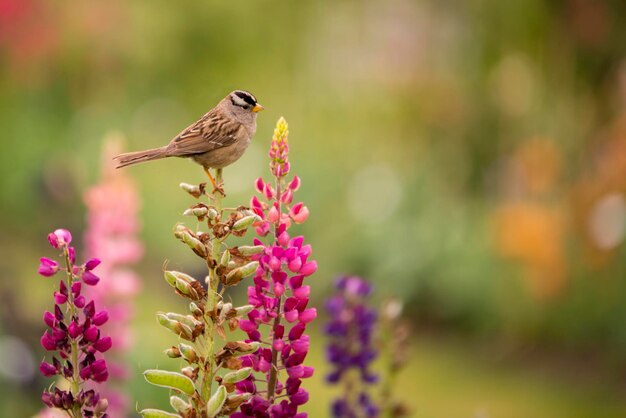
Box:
[62,247,81,415]
[201,172,224,405]
[266,176,283,401]
[266,295,282,400]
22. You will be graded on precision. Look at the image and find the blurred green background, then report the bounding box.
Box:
[2,0,626,416]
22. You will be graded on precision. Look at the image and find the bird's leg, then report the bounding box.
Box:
[204,167,225,196]
[215,168,225,196]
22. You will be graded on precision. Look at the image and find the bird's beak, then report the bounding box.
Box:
[252,104,264,113]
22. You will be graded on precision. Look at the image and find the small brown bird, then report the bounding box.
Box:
[114,90,263,193]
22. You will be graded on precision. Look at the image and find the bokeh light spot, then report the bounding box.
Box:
[0,336,35,383]
[588,192,626,250]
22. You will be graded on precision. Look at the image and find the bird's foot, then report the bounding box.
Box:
[212,183,226,197]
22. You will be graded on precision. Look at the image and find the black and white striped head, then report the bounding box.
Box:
[229,90,264,113]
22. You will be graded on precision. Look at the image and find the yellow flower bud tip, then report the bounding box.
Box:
[274,117,289,137]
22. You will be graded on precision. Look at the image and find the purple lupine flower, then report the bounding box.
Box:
[325,276,379,418]
[38,228,110,418]
[236,117,317,417]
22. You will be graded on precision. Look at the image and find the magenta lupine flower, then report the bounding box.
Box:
[39,229,110,418]
[325,276,379,418]
[235,118,317,417]
[39,257,60,277]
[82,136,143,416]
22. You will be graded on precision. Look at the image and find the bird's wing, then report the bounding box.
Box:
[165,108,242,156]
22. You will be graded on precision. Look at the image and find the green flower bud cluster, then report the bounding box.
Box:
[140,179,264,418]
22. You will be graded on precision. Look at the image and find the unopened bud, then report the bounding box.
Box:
[166,312,202,330]
[222,367,253,384]
[236,245,265,256]
[178,343,198,363]
[208,207,219,220]
[220,250,231,267]
[157,313,193,340]
[183,206,209,218]
[173,224,189,239]
[165,270,196,285]
[233,215,259,231]
[219,302,233,320]
[175,278,199,299]
[180,182,203,198]
[170,395,191,414]
[206,385,227,418]
[181,366,196,380]
[235,305,255,316]
[226,392,253,405]
[234,341,260,355]
[165,346,181,358]
[189,302,203,316]
[238,261,259,278]
[164,271,177,287]
[224,261,259,285]
[182,233,208,258]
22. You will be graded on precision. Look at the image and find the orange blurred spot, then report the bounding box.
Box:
[493,202,567,300]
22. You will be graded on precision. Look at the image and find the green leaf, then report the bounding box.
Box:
[139,408,181,418]
[143,370,196,396]
[206,385,227,418]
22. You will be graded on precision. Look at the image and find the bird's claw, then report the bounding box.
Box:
[213,183,226,197]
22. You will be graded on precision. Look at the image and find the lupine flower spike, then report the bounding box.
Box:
[39,229,110,418]
[234,117,317,417]
[378,299,411,418]
[140,139,265,416]
[83,135,144,416]
[325,276,379,418]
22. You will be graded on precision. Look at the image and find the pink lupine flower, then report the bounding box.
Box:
[81,135,143,417]
[237,118,317,417]
[38,258,59,277]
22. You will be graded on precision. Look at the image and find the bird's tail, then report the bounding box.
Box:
[113,147,168,169]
